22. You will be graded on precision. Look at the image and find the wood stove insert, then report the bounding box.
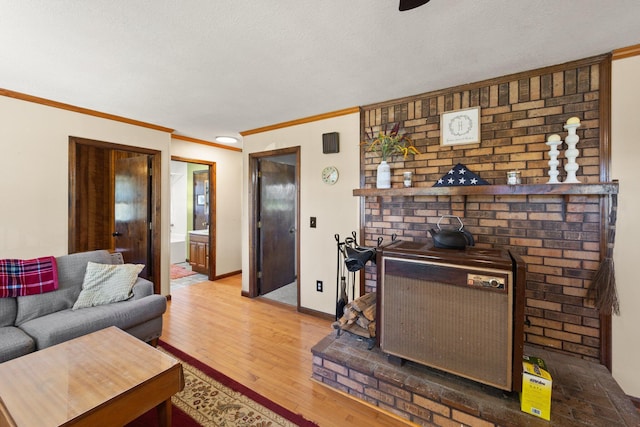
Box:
[377,240,526,392]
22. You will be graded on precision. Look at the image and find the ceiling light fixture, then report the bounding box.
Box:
[399,0,430,11]
[215,136,239,144]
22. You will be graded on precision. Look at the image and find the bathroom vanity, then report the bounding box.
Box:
[188,230,209,275]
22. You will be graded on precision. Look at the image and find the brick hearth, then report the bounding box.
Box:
[328,52,637,426]
[312,332,640,426]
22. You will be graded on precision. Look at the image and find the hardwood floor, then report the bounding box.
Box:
[162,275,409,426]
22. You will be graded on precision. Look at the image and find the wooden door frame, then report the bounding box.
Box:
[248,147,300,303]
[68,137,162,293]
[171,156,216,280]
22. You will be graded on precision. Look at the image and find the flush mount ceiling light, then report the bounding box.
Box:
[399,0,430,11]
[215,136,238,144]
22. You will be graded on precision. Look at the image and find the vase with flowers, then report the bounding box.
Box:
[363,122,419,188]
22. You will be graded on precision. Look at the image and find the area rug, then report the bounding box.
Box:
[128,341,318,427]
[171,264,197,280]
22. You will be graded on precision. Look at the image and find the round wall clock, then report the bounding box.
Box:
[321,166,339,185]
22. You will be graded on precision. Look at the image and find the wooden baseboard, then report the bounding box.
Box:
[298,306,335,321]
[214,270,242,281]
[240,289,335,321]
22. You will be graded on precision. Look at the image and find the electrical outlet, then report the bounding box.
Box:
[310,217,317,228]
[316,280,323,292]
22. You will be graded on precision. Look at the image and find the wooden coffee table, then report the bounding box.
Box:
[0,326,183,426]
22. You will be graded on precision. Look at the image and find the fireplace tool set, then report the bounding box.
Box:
[334,232,379,320]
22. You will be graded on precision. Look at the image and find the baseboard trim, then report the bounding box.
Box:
[214,270,242,281]
[298,306,334,321]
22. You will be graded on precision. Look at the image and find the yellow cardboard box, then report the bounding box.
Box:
[520,355,552,420]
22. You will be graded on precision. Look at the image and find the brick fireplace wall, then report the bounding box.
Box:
[359,54,611,363]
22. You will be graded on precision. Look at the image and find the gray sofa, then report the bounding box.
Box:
[0,250,167,363]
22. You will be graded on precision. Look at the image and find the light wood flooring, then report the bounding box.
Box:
[161,274,409,426]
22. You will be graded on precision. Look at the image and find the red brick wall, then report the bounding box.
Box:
[360,54,611,362]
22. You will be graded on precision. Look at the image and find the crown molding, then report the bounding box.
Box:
[612,44,640,60]
[240,106,361,136]
[0,88,174,133]
[171,134,242,152]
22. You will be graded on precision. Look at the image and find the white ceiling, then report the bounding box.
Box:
[2,1,640,149]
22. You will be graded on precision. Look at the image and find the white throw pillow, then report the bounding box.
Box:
[72,262,144,310]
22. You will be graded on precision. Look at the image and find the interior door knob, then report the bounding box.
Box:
[112,232,122,237]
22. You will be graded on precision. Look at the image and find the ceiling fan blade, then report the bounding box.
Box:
[399,0,430,11]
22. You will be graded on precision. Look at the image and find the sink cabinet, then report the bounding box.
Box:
[188,232,209,275]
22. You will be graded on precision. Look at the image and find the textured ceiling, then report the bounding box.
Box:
[2,1,640,148]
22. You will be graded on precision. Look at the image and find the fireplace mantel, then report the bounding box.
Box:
[353,181,619,197]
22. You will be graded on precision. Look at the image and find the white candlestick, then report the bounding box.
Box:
[563,122,581,183]
[546,134,562,184]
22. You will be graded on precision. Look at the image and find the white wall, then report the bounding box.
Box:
[170,138,243,279]
[0,95,172,291]
[170,161,188,237]
[242,113,361,315]
[611,53,640,398]
[170,160,188,264]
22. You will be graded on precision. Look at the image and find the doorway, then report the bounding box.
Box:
[68,137,161,292]
[248,147,300,307]
[170,157,215,290]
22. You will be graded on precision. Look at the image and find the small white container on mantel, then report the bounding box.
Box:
[507,170,521,185]
[403,171,413,187]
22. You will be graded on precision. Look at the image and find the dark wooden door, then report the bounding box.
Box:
[193,170,209,230]
[70,143,114,252]
[114,151,151,278]
[258,159,296,295]
[69,137,160,293]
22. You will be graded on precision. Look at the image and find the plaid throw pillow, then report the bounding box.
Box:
[0,256,59,298]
